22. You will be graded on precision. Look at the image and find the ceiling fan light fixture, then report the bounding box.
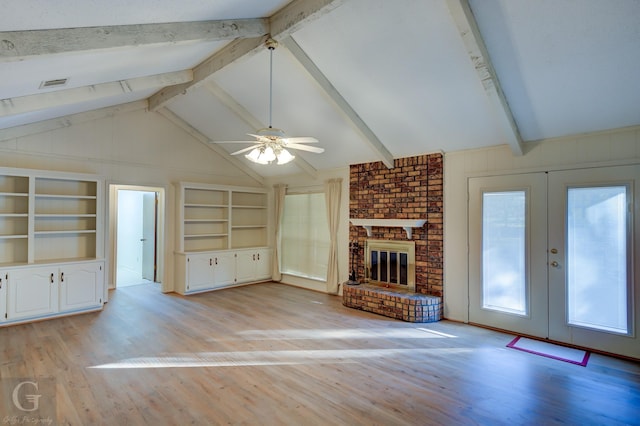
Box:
[245,147,269,164]
[276,148,295,165]
[262,146,276,163]
[245,144,295,165]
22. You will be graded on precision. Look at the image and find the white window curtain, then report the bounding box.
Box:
[272,184,287,282]
[324,178,342,294]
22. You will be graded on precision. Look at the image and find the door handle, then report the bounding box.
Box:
[550,261,559,267]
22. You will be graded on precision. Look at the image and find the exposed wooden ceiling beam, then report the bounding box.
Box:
[0,70,192,118]
[156,107,265,186]
[0,101,147,142]
[148,35,269,111]
[281,36,395,169]
[149,0,347,111]
[446,0,524,156]
[204,81,319,179]
[269,0,350,42]
[0,19,269,61]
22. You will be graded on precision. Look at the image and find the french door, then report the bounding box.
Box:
[469,166,639,359]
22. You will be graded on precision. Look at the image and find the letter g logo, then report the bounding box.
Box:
[12,381,41,412]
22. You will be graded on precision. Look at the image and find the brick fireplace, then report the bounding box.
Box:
[343,154,443,321]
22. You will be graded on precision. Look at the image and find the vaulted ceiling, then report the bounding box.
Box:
[1,0,639,178]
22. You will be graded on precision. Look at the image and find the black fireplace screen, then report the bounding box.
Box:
[369,249,409,286]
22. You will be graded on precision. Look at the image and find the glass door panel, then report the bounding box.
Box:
[482,191,527,315]
[566,186,628,334]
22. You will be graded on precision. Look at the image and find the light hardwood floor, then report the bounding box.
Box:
[1,282,639,425]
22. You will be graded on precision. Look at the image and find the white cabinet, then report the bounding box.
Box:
[213,251,236,287]
[4,261,104,323]
[0,272,7,323]
[185,253,215,293]
[175,249,272,295]
[176,251,236,294]
[8,267,58,321]
[235,248,272,283]
[58,262,104,313]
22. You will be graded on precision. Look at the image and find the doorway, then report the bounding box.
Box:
[468,165,639,359]
[110,185,165,291]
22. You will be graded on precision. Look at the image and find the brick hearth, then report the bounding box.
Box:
[343,283,442,323]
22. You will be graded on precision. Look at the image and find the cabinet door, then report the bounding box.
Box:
[59,262,104,313]
[235,250,257,283]
[213,251,236,287]
[0,272,6,323]
[8,267,58,320]
[186,253,215,292]
[254,249,272,280]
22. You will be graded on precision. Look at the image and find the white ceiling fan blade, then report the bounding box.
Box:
[230,144,262,155]
[285,137,319,144]
[247,133,270,142]
[287,143,325,153]
[212,140,258,144]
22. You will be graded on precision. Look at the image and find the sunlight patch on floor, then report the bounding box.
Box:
[89,348,472,369]
[218,327,458,341]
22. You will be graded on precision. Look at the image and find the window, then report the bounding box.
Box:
[281,193,330,280]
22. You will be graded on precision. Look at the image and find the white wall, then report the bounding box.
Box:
[265,167,350,294]
[444,126,640,321]
[0,106,262,292]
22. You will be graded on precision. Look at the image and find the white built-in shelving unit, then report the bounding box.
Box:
[175,182,271,295]
[0,167,105,326]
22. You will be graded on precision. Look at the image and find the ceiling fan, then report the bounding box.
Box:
[214,38,324,165]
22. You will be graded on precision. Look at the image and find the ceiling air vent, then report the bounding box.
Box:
[40,78,69,89]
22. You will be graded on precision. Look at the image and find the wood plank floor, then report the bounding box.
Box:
[1,282,639,425]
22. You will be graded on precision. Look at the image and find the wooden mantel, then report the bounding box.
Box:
[349,219,427,239]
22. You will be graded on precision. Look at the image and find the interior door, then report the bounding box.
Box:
[547,166,639,359]
[469,173,548,337]
[142,192,157,281]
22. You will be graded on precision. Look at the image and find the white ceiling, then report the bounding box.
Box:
[1,0,639,178]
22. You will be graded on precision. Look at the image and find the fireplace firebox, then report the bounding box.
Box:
[365,239,415,291]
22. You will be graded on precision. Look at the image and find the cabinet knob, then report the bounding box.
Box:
[50,273,54,284]
[210,258,212,266]
[61,272,64,282]
[257,253,260,261]
[253,254,256,261]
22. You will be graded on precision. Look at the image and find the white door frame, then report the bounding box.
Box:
[108,184,167,295]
